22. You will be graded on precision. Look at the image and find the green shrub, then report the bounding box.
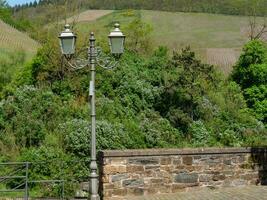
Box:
[61,119,134,157]
[0,86,68,147]
[19,146,77,198]
[219,129,241,147]
[140,111,182,148]
[189,120,211,147]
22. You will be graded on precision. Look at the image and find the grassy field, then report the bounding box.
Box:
[142,10,250,49]
[73,10,264,74]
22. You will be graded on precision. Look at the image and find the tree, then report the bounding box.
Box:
[247,0,267,40]
[248,15,267,41]
[232,40,267,89]
[232,40,267,123]
[156,47,216,132]
[33,0,38,7]
[125,19,153,54]
[0,0,8,8]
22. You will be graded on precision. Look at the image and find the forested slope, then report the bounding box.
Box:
[29,0,266,16]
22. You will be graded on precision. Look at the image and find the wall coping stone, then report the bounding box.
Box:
[99,147,267,158]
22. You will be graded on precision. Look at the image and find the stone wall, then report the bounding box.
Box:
[98,147,267,199]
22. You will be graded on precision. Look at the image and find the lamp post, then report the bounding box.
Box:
[59,23,125,200]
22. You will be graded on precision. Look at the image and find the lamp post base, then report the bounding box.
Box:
[90,195,100,200]
[89,170,100,200]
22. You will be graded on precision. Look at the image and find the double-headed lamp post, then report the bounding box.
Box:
[58,23,125,200]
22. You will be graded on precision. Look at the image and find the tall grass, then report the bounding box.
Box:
[0,49,26,94]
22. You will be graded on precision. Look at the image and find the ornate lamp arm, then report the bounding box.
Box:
[62,47,121,70]
[63,56,88,70]
[62,47,89,70]
[95,47,120,70]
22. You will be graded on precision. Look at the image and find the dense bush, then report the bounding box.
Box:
[156,47,266,146]
[0,86,71,148]
[232,40,267,124]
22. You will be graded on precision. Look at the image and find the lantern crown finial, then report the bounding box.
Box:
[114,23,120,29]
[64,24,71,30]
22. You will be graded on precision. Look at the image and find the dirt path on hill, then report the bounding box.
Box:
[65,10,113,24]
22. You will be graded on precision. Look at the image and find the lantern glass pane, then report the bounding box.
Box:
[61,38,75,55]
[110,37,124,54]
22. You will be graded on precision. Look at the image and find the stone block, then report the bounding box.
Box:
[104,189,113,197]
[199,174,212,182]
[122,179,144,187]
[104,165,127,174]
[127,188,144,196]
[149,178,164,186]
[145,165,160,170]
[224,170,235,176]
[174,173,198,183]
[184,165,195,172]
[160,165,173,172]
[102,175,109,183]
[172,168,188,174]
[127,165,144,173]
[103,158,111,165]
[111,174,128,182]
[129,158,159,165]
[223,159,232,165]
[173,157,182,165]
[144,170,156,177]
[112,188,127,196]
[103,183,115,189]
[161,157,172,165]
[182,156,193,165]
[144,187,158,195]
[110,158,127,165]
[212,174,226,181]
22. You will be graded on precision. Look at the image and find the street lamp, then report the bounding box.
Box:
[59,23,125,200]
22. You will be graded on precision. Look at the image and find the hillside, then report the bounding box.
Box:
[142,11,252,74]
[0,19,39,58]
[16,0,266,17]
[73,10,261,74]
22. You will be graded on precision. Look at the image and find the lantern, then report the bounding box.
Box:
[59,24,76,56]
[108,23,125,55]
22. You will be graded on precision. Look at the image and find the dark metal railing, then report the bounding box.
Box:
[0,162,65,200]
